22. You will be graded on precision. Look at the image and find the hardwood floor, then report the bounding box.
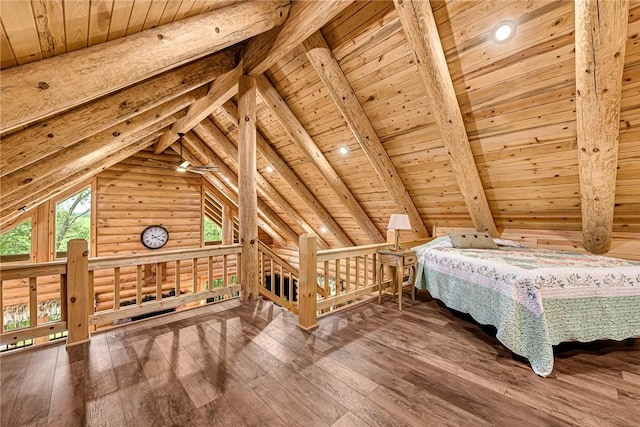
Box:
[1,293,639,426]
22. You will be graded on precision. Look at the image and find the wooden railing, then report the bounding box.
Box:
[258,242,299,314]
[0,260,68,348]
[88,243,242,328]
[297,234,392,330]
[0,239,242,348]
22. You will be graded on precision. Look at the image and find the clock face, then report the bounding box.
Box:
[141,225,169,249]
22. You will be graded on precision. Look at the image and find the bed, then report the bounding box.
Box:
[413,236,640,376]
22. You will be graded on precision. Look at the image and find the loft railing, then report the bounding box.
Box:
[258,242,299,314]
[0,239,242,348]
[297,234,392,330]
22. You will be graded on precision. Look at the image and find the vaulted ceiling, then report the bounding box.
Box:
[1,0,638,253]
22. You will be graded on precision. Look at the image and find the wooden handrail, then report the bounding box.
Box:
[0,260,67,281]
[258,241,299,276]
[88,244,241,270]
[317,242,391,262]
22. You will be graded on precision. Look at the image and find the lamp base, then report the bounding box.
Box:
[393,229,401,251]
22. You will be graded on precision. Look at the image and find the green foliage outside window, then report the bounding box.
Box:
[55,187,91,255]
[0,220,31,257]
[204,217,222,242]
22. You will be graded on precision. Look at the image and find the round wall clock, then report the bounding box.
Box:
[140,225,169,249]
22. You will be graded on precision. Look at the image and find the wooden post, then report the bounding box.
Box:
[238,75,259,301]
[575,0,628,254]
[66,239,89,347]
[298,234,318,331]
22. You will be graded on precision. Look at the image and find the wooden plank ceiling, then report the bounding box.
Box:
[1,0,638,252]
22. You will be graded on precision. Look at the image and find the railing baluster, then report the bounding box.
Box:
[335,259,340,296]
[345,257,351,293]
[136,265,143,306]
[114,267,120,310]
[364,255,368,287]
[208,256,213,290]
[192,258,197,293]
[175,260,181,297]
[60,274,67,322]
[29,277,38,327]
[324,261,329,297]
[156,262,163,301]
[88,270,95,318]
[223,255,228,287]
[355,257,360,290]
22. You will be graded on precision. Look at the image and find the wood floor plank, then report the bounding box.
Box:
[198,395,248,427]
[287,356,412,427]
[268,360,348,425]
[248,374,330,427]
[331,411,370,427]
[47,360,86,427]
[0,297,637,426]
[153,331,220,408]
[7,345,58,426]
[221,377,289,427]
[0,350,31,426]
[146,369,207,426]
[87,390,127,427]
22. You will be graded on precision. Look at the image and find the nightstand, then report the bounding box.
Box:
[377,249,417,310]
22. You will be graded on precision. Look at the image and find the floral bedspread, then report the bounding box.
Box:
[413,237,640,376]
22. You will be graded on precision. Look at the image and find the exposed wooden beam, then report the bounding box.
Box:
[218,100,348,247]
[183,132,299,247]
[1,94,195,222]
[154,63,242,154]
[302,31,429,238]
[194,118,330,249]
[393,0,497,237]
[1,130,163,228]
[575,0,628,254]
[256,74,385,244]
[0,1,290,133]
[0,49,237,177]
[188,148,288,247]
[243,0,353,76]
[238,76,259,300]
[1,88,202,201]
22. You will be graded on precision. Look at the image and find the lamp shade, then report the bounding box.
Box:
[387,214,411,230]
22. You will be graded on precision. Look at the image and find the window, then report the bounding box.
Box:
[0,219,32,263]
[204,216,222,243]
[55,186,91,258]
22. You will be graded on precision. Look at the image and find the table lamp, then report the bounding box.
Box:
[387,214,411,250]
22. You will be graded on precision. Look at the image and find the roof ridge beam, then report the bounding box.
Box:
[393,0,497,236]
[219,100,352,248]
[244,0,353,76]
[154,63,242,153]
[1,1,290,133]
[575,0,628,253]
[256,74,385,244]
[302,31,429,238]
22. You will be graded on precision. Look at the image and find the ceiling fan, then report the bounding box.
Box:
[145,132,220,175]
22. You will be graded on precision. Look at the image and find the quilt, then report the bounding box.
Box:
[413,237,640,376]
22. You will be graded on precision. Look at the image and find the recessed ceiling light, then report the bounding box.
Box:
[266,165,274,173]
[320,226,328,233]
[339,146,349,155]
[491,21,516,43]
